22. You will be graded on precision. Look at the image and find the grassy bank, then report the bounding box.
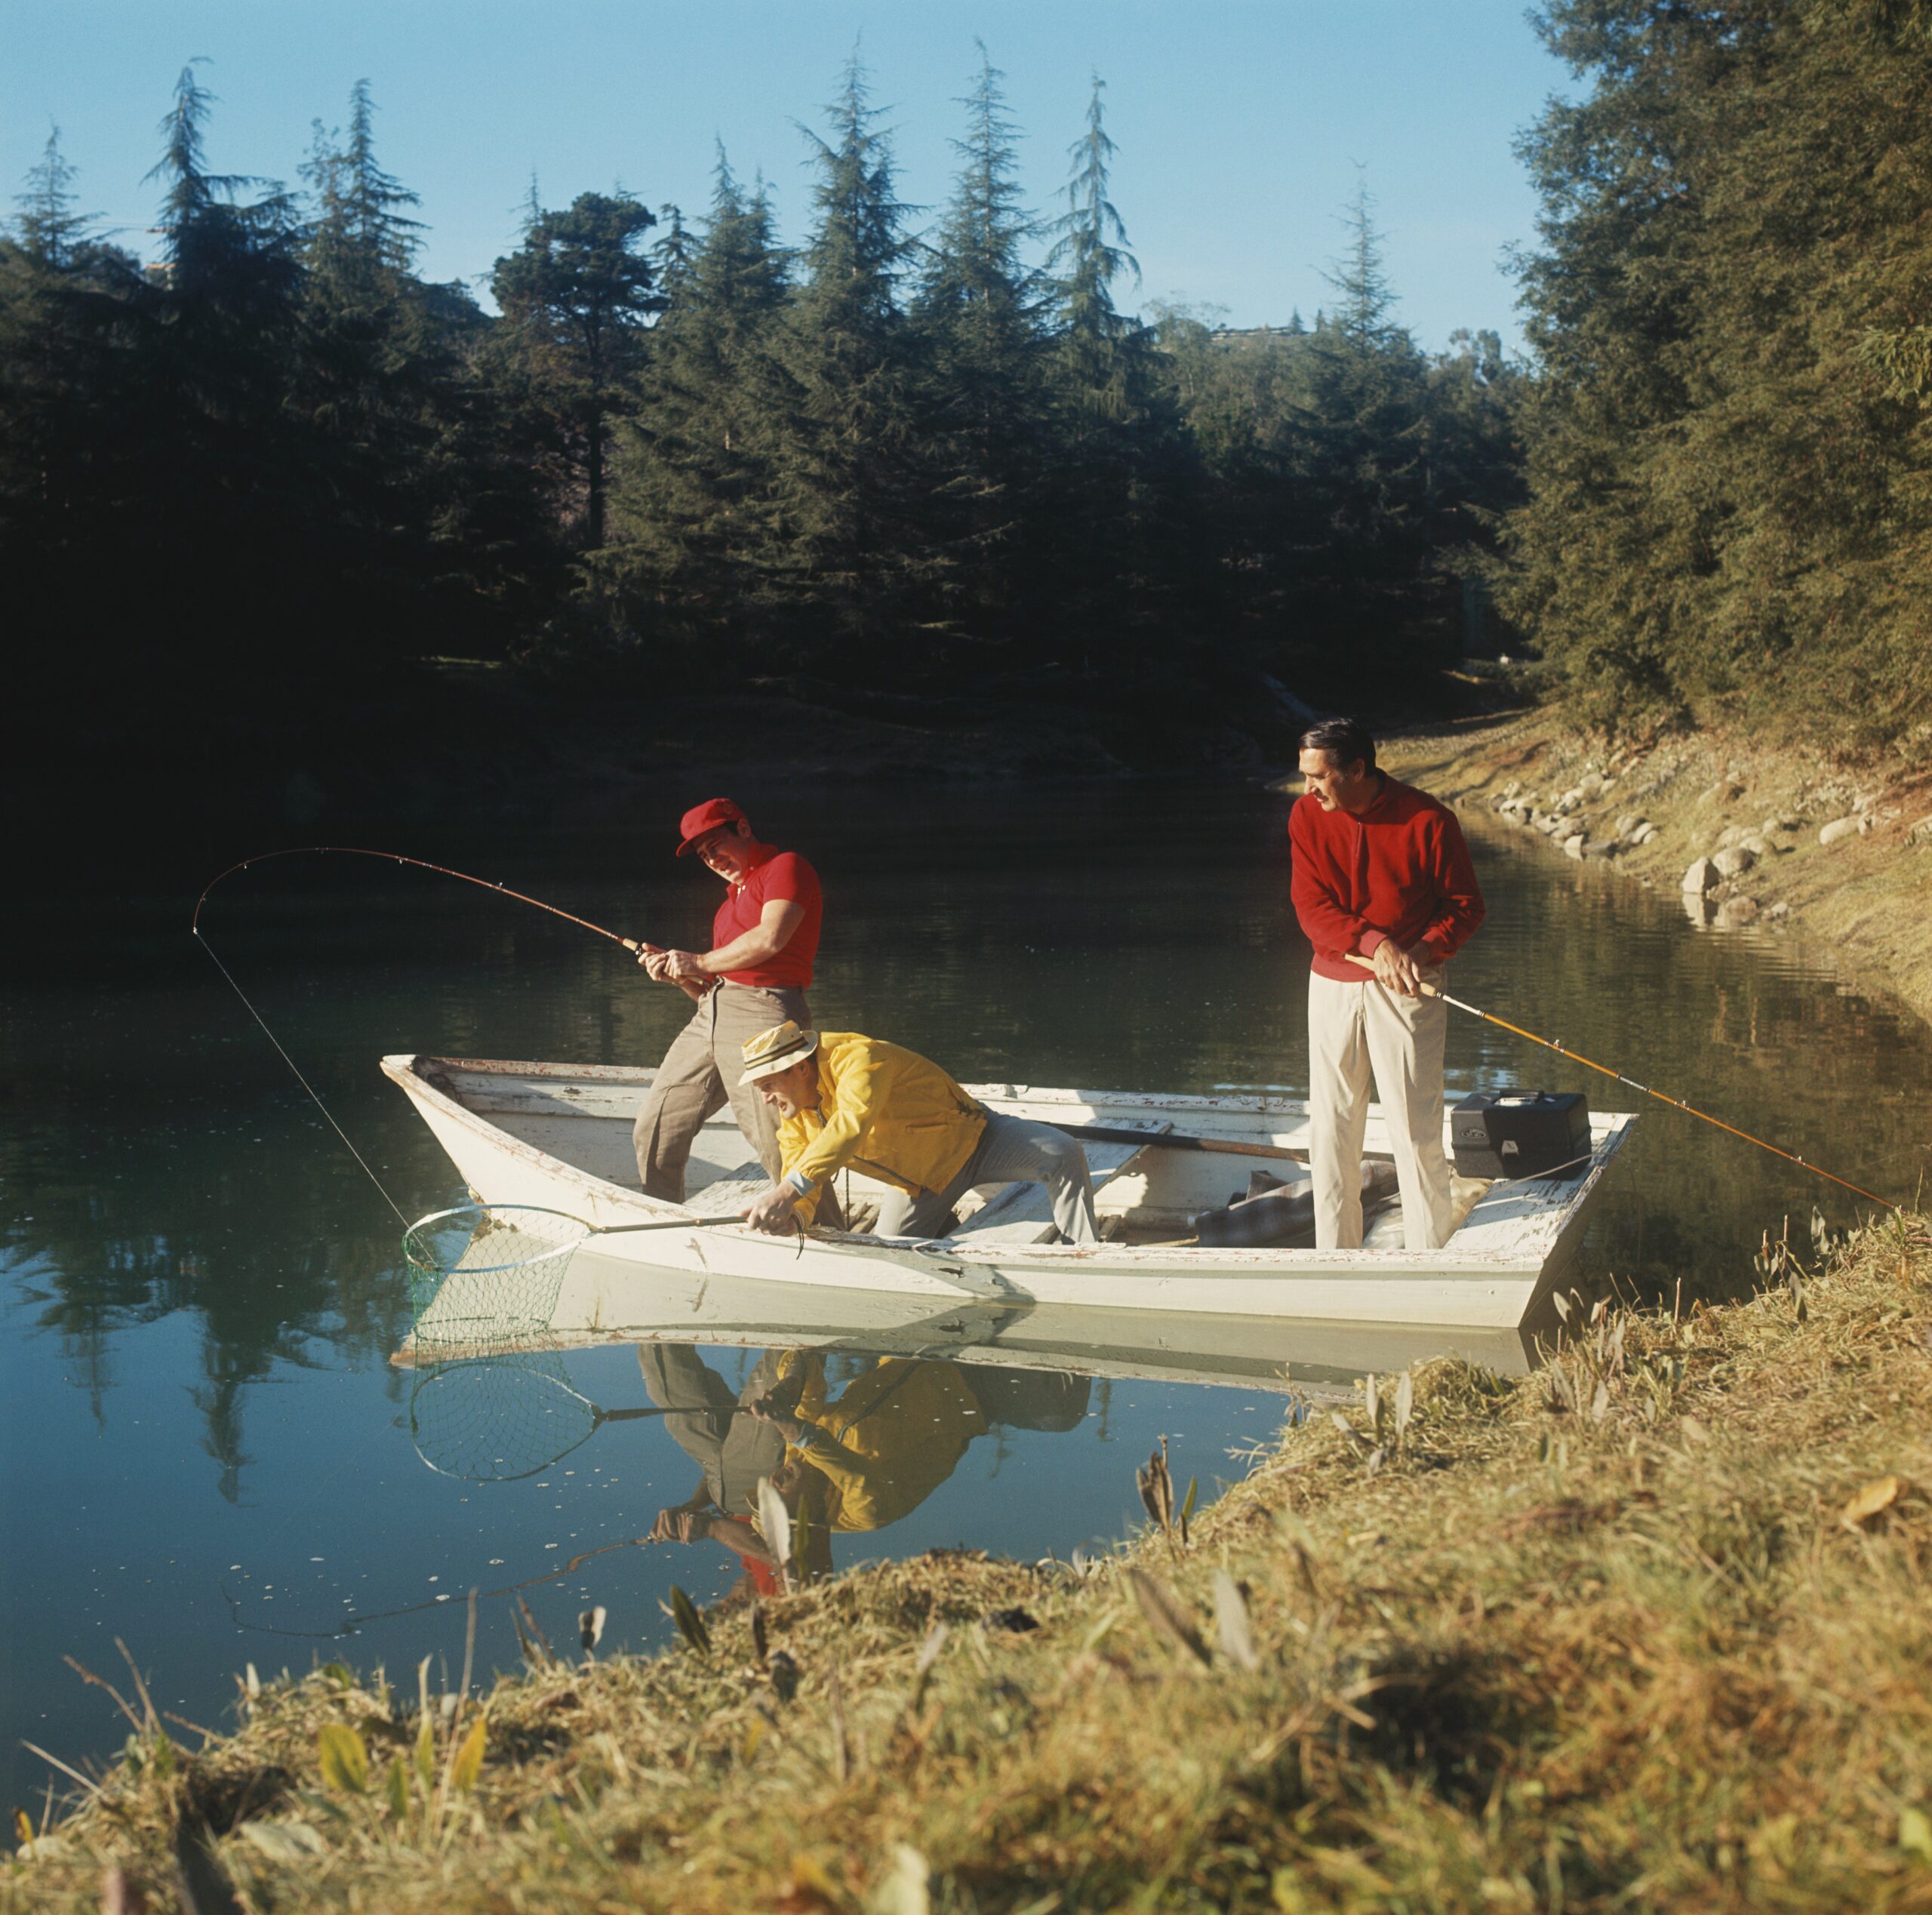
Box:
[1383,710,1932,1029]
[9,1211,1931,1913]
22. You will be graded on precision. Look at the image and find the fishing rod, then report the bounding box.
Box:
[191,846,657,1226]
[1346,952,1897,1210]
[192,845,646,950]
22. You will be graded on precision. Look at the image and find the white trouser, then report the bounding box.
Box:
[1307,970,1456,1252]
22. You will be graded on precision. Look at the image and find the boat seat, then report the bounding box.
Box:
[947,1121,1172,1247]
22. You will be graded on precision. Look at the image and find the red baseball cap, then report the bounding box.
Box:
[675,797,749,857]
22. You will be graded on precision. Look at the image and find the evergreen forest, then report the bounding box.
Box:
[0,55,1520,845]
[1503,0,1932,743]
[6,5,1930,856]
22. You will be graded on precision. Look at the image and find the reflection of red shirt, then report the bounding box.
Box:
[712,845,823,990]
[1288,777,1484,982]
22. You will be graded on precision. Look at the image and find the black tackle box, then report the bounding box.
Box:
[1451,1090,1592,1180]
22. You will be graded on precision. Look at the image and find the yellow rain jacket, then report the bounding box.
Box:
[777,1031,986,1226]
[776,1352,988,1532]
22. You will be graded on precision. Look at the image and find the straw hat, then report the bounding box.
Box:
[740,1021,820,1085]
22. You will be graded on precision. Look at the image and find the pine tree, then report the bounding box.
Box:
[605,152,796,650]
[303,79,424,296]
[138,64,318,664]
[300,85,433,482]
[1287,180,1439,665]
[14,128,95,269]
[771,55,944,667]
[1050,76,1138,369]
[912,45,1049,649]
[490,189,666,548]
[297,83,535,654]
[147,63,303,311]
[1503,0,1932,740]
[0,133,143,667]
[650,200,697,306]
[1040,75,1198,665]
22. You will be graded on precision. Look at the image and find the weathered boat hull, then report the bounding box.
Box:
[383,1054,1635,1333]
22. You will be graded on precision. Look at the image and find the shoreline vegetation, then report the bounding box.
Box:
[10,1215,1929,1912]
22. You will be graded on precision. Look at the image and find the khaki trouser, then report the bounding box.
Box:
[1307,969,1457,1252]
[632,983,810,1200]
[872,1112,1100,1245]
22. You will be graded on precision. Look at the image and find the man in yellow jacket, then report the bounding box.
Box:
[735,1021,1099,1244]
[749,1350,988,1533]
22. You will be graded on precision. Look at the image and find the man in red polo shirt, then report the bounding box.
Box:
[1289,717,1484,1251]
[632,799,828,1204]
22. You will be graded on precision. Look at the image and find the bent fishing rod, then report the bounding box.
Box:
[192,845,659,1227]
[192,845,647,950]
[1346,951,1897,1211]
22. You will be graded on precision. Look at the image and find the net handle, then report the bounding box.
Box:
[596,1217,748,1235]
[405,1201,749,1255]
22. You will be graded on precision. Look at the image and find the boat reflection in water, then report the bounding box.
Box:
[398,1261,1537,1587]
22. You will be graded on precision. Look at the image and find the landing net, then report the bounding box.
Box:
[407,1348,601,1482]
[401,1202,591,1354]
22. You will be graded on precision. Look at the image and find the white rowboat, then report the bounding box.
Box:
[383,1054,1635,1335]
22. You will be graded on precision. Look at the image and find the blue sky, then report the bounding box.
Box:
[3,2,1575,352]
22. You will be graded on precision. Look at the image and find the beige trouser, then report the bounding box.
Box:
[1307,970,1457,1252]
[632,983,810,1200]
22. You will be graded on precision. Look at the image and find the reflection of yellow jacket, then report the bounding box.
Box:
[777,1353,986,1532]
[777,1032,986,1225]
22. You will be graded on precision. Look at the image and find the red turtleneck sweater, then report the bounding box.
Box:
[1287,775,1484,982]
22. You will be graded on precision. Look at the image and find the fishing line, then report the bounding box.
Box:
[220,1535,660,1642]
[1346,953,1898,1210]
[192,845,654,1227]
[193,926,409,1227]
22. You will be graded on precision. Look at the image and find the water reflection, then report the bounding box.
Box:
[640,1345,1091,1588]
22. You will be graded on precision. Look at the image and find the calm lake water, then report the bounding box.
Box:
[4,777,1927,1806]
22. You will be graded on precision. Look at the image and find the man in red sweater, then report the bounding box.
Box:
[632,799,829,1205]
[1288,718,1485,1250]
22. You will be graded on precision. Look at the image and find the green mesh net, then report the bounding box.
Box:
[401,1202,590,1355]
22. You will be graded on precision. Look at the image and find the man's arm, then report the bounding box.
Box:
[744,1043,887,1234]
[1288,805,1377,954]
[666,898,806,984]
[1417,814,1485,964]
[697,1513,780,1569]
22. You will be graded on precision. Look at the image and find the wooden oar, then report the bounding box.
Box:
[1044,1121,1308,1164]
